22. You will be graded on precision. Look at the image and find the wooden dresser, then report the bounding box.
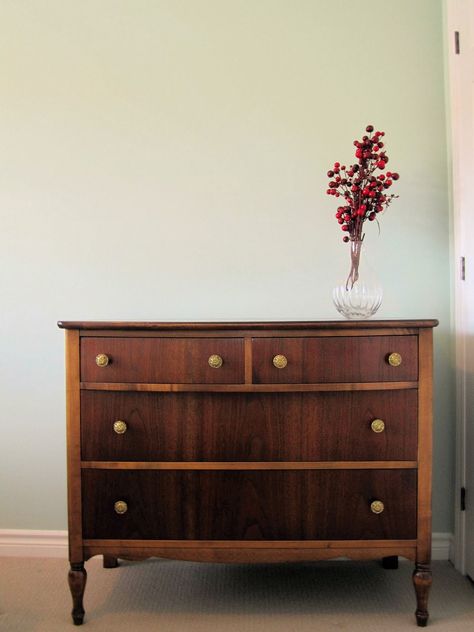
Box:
[58,319,437,626]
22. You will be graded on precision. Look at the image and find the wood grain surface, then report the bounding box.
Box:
[80,390,418,462]
[82,469,417,541]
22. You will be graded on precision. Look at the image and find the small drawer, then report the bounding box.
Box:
[81,390,418,462]
[252,336,418,383]
[81,337,244,383]
[82,469,417,540]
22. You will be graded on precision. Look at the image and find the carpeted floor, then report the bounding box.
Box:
[0,557,473,631]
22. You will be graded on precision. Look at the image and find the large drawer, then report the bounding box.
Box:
[82,469,417,540]
[81,390,418,462]
[252,336,418,383]
[81,337,245,383]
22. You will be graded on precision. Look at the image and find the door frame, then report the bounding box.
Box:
[445,0,471,574]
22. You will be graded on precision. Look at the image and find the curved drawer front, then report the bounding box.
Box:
[252,336,418,383]
[81,337,245,383]
[81,390,418,462]
[82,469,417,540]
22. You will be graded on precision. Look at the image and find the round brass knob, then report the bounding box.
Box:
[95,353,110,368]
[114,501,128,515]
[371,419,385,433]
[113,420,127,435]
[387,352,402,367]
[273,354,288,369]
[208,354,223,369]
[370,500,385,514]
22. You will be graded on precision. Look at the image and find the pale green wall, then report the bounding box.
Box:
[0,0,453,532]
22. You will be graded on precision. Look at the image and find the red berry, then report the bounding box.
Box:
[343,236,349,242]
[355,148,363,158]
[327,170,334,177]
[334,162,340,168]
[391,172,399,180]
[366,125,374,132]
[338,218,344,224]
[341,225,349,231]
[377,160,386,169]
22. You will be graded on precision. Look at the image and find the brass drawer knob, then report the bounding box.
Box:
[273,354,288,369]
[208,354,223,369]
[370,500,385,514]
[113,420,127,434]
[95,353,110,367]
[387,352,402,367]
[114,501,128,515]
[371,419,385,433]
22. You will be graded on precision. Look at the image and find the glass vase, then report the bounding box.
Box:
[332,239,383,319]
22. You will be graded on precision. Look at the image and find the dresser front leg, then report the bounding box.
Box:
[68,562,87,625]
[412,563,432,627]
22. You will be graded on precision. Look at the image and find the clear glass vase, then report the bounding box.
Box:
[332,239,383,319]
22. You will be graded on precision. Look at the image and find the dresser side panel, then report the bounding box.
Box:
[417,328,434,563]
[66,329,83,562]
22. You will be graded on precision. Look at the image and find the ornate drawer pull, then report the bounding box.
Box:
[113,420,127,434]
[371,419,385,433]
[95,353,110,367]
[387,352,402,367]
[273,354,288,369]
[208,354,223,369]
[114,501,128,515]
[370,500,385,514]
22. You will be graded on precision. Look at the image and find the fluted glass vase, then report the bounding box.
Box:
[332,239,383,319]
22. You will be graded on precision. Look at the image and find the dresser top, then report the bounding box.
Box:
[57,319,438,331]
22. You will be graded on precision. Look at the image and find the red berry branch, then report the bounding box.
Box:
[326,124,399,244]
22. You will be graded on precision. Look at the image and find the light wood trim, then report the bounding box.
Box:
[80,381,419,393]
[83,545,417,563]
[65,330,83,563]
[81,460,418,470]
[83,538,417,549]
[417,328,433,564]
[77,329,423,338]
[244,337,252,384]
[58,319,438,331]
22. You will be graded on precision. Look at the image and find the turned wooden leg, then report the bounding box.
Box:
[412,563,432,627]
[68,562,87,625]
[382,555,399,569]
[103,555,119,569]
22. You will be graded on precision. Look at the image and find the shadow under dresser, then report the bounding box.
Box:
[58,319,438,626]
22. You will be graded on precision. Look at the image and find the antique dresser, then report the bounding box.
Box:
[58,319,437,626]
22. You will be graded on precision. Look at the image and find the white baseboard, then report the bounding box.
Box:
[0,529,68,558]
[0,529,454,561]
[432,532,454,561]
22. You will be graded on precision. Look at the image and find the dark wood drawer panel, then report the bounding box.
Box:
[252,336,418,383]
[82,469,417,540]
[81,337,244,383]
[81,390,418,461]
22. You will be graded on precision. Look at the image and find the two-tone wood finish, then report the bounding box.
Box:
[59,320,437,626]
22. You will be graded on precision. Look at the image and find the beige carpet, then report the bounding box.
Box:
[0,557,473,631]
